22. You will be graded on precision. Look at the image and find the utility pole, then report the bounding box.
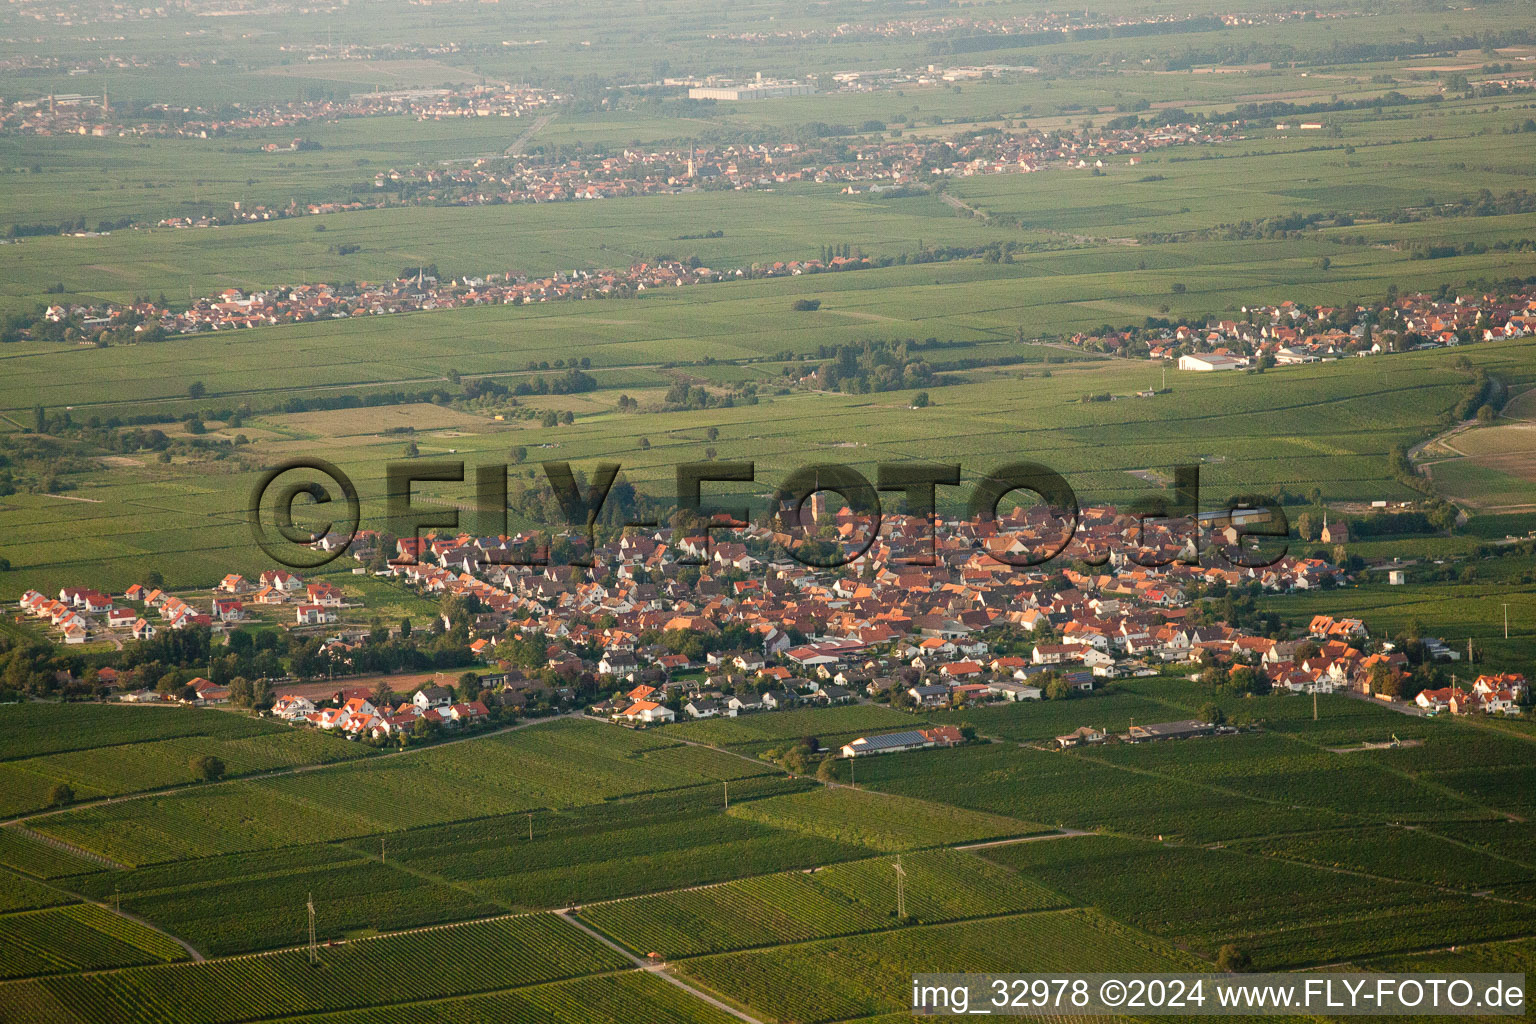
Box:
[1313,688,1318,721]
[893,855,906,920]
[306,892,318,966]
[380,838,385,864]
[723,780,728,810]
[1503,602,1510,640]
[528,812,534,842]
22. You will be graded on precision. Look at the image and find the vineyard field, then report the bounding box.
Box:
[1236,825,1536,890]
[724,785,1038,851]
[0,903,186,979]
[676,910,1196,1024]
[981,835,1536,969]
[0,871,73,916]
[848,743,1347,842]
[579,848,1068,958]
[0,827,106,880]
[74,851,502,957]
[0,913,625,1024]
[29,717,781,864]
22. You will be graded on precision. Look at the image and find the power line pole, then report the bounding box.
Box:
[723,780,728,810]
[1312,688,1318,721]
[1503,602,1510,640]
[893,855,906,920]
[380,838,385,864]
[528,812,534,842]
[306,892,318,966]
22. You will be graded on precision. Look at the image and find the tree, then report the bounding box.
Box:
[816,756,838,782]
[404,440,420,458]
[31,405,45,433]
[706,426,719,441]
[1476,404,1496,424]
[227,676,253,708]
[187,381,206,400]
[1044,675,1073,700]
[911,391,930,408]
[47,782,74,807]
[399,617,411,638]
[1198,702,1227,726]
[1216,945,1253,972]
[1226,665,1258,696]
[190,754,226,782]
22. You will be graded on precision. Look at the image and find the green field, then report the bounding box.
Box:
[578,848,1067,958]
[982,835,1536,970]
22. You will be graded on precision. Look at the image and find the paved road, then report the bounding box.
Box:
[504,113,556,157]
[954,828,1090,850]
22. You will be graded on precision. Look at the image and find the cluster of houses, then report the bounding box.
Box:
[598,674,866,725]
[16,569,357,645]
[711,6,1334,43]
[1067,291,1536,367]
[1415,674,1530,716]
[21,500,1524,726]
[216,572,351,625]
[355,119,1240,208]
[35,253,872,341]
[336,502,1461,726]
[271,686,490,741]
[1,83,560,140]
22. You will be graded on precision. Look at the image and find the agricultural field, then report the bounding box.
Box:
[0,902,186,979]
[0,828,106,881]
[153,973,747,1024]
[578,848,1067,958]
[68,844,502,957]
[5,330,1534,599]
[981,835,1536,970]
[1234,825,1536,891]
[674,910,1198,1024]
[723,784,1040,852]
[26,717,778,865]
[845,739,1351,842]
[0,913,627,1024]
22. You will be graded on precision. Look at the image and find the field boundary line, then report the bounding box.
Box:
[954,828,1090,850]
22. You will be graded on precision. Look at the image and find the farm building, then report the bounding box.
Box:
[1122,720,1215,742]
[1178,353,1245,372]
[840,725,963,757]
